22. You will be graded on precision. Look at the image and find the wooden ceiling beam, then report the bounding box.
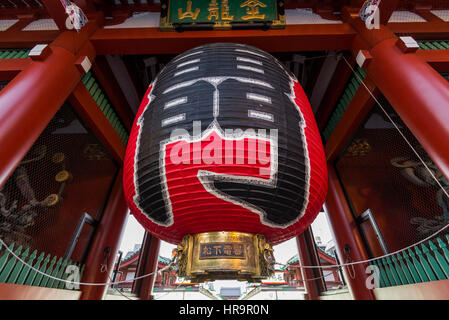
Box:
[3,21,448,52]
[0,0,15,8]
[414,8,445,22]
[41,0,69,30]
[0,7,47,19]
[315,52,355,131]
[349,0,365,8]
[0,30,59,49]
[378,0,401,25]
[90,24,356,55]
[388,21,449,39]
[417,49,449,73]
[73,0,96,13]
[9,0,27,8]
[91,55,134,130]
[0,58,32,80]
[325,77,379,162]
[21,0,43,7]
[69,82,126,163]
[4,15,35,32]
[0,16,100,49]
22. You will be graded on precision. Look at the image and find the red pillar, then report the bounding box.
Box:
[80,169,129,300]
[296,230,322,300]
[295,265,303,287]
[325,166,375,300]
[0,29,96,189]
[132,233,161,300]
[360,26,449,181]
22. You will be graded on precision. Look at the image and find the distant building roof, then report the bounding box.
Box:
[286,245,336,265]
[119,245,171,268]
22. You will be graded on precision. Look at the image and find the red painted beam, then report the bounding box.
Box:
[41,0,67,30]
[9,0,27,8]
[0,10,101,49]
[69,82,126,163]
[417,49,449,72]
[0,32,95,189]
[22,0,44,8]
[361,28,449,181]
[0,58,32,80]
[378,0,400,25]
[90,24,357,54]
[0,7,47,20]
[325,77,379,162]
[74,0,96,12]
[0,0,15,8]
[92,56,134,130]
[4,16,36,33]
[0,30,60,49]
[414,9,445,22]
[343,5,449,41]
[0,19,447,53]
[316,53,355,131]
[388,21,449,40]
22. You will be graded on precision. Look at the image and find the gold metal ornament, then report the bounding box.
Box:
[83,144,107,160]
[44,194,60,207]
[55,170,71,183]
[345,138,371,157]
[52,152,65,164]
[173,231,275,282]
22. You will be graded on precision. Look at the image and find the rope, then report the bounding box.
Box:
[275,221,449,270]
[0,237,171,287]
[2,215,449,287]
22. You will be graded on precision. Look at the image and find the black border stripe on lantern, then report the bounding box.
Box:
[124,43,328,245]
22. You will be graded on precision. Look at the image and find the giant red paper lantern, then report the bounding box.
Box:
[124,43,327,246]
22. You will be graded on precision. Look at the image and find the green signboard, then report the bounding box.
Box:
[160,0,285,31]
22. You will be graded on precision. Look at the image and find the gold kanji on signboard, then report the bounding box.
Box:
[178,0,200,20]
[240,0,267,20]
[208,0,219,20]
[221,0,234,21]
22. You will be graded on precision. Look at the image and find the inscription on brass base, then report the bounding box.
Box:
[173,231,275,282]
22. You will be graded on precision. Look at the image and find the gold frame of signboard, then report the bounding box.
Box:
[159,0,286,31]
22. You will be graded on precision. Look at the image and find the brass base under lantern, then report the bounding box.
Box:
[173,231,275,282]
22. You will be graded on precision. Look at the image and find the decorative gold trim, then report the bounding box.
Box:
[173,231,274,282]
[160,0,286,31]
[55,170,71,183]
[51,153,65,164]
[213,21,232,30]
[44,194,60,207]
[271,13,286,29]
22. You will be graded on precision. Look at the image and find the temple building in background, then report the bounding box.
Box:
[111,245,175,292]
